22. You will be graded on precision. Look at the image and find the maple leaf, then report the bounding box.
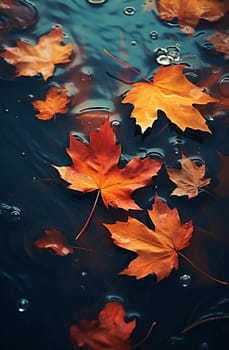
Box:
[158,0,227,35]
[32,86,70,120]
[70,301,136,350]
[34,229,74,256]
[206,32,229,59]
[166,154,211,199]
[104,195,193,281]
[53,118,162,210]
[122,64,217,133]
[0,27,73,80]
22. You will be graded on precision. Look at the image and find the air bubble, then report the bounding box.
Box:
[17,298,30,312]
[125,311,141,321]
[21,152,26,157]
[4,108,9,113]
[111,120,120,128]
[149,31,158,40]
[131,40,137,45]
[199,342,208,349]
[179,274,191,287]
[28,94,34,99]
[123,6,136,15]
[81,271,88,277]
[17,99,21,103]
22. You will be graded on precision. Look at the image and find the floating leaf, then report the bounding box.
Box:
[0,26,73,80]
[53,118,162,210]
[158,0,227,35]
[122,64,217,133]
[104,195,193,281]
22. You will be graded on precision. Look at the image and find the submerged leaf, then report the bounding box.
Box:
[158,0,227,35]
[104,195,193,281]
[34,229,74,256]
[206,31,229,59]
[166,154,211,199]
[70,301,136,350]
[32,86,70,120]
[53,118,162,210]
[0,26,73,80]
[122,64,217,133]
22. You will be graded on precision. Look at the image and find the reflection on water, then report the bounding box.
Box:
[0,0,228,349]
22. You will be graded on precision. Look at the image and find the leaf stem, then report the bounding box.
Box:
[75,190,101,240]
[104,49,152,84]
[178,251,228,286]
[132,321,157,349]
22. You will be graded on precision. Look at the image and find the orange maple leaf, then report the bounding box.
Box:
[158,0,227,35]
[104,196,193,281]
[122,64,217,133]
[0,27,73,80]
[32,86,70,120]
[70,301,136,350]
[206,31,229,59]
[34,229,74,256]
[166,154,211,199]
[53,118,162,210]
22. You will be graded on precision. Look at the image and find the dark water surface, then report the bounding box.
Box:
[0,1,229,349]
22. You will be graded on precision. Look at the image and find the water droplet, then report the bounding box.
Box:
[52,24,62,28]
[157,55,171,66]
[179,274,191,287]
[217,74,229,98]
[123,6,136,15]
[111,120,120,128]
[17,298,30,312]
[87,0,107,4]
[149,31,158,40]
[105,295,124,303]
[131,40,137,45]
[167,46,181,61]
[81,271,88,277]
